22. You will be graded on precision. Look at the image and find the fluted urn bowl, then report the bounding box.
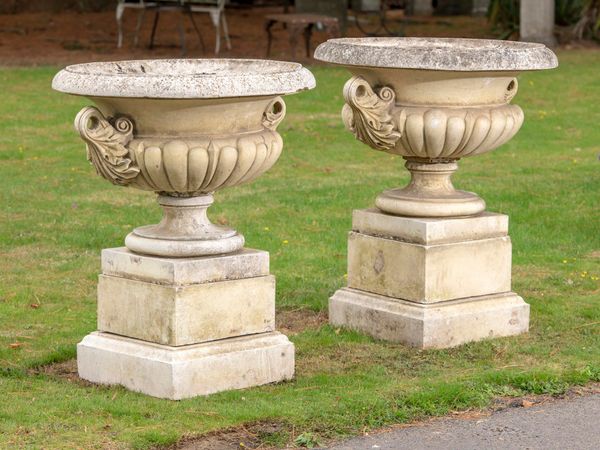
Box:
[53,59,315,256]
[315,38,557,217]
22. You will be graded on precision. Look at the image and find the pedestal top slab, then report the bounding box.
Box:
[101,247,269,285]
[52,59,316,99]
[352,209,508,245]
[314,38,558,72]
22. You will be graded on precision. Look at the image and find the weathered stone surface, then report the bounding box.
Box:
[319,37,546,347]
[54,59,315,258]
[314,37,558,71]
[77,331,295,400]
[97,274,275,346]
[347,232,512,303]
[55,58,309,398]
[352,209,508,245]
[101,247,269,285]
[52,59,316,99]
[319,39,556,218]
[329,288,529,348]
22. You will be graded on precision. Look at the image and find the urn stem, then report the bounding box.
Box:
[125,194,245,257]
[404,161,457,194]
[375,160,486,218]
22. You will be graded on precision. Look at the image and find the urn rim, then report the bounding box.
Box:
[52,58,316,99]
[314,37,558,72]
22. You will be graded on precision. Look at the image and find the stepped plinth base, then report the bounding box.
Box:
[78,246,294,399]
[330,288,529,349]
[330,209,529,348]
[78,331,294,400]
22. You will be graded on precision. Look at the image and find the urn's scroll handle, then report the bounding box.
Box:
[262,96,286,130]
[342,76,401,151]
[74,106,140,186]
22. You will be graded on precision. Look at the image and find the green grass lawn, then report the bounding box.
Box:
[1,50,599,449]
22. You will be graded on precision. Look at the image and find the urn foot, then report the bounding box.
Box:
[125,194,244,257]
[375,160,486,218]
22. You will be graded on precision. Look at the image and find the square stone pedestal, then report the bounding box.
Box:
[77,247,295,399]
[329,209,530,349]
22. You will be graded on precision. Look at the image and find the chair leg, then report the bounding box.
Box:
[208,11,221,55]
[149,9,160,49]
[177,13,186,56]
[215,20,221,55]
[187,9,206,53]
[221,13,231,50]
[133,8,146,48]
[116,3,125,48]
[265,20,275,57]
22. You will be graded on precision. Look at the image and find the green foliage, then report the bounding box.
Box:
[488,0,520,39]
[513,378,570,395]
[487,0,591,38]
[573,0,600,40]
[555,0,586,25]
[131,431,180,449]
[294,432,323,448]
[581,365,600,382]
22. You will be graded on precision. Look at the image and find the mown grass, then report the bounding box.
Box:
[0,50,599,448]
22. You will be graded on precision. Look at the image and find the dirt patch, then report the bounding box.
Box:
[490,382,600,411]
[277,308,327,336]
[295,340,411,378]
[170,384,600,449]
[30,358,95,387]
[168,421,286,450]
[587,250,600,259]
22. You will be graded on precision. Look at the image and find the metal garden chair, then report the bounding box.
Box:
[116,0,158,48]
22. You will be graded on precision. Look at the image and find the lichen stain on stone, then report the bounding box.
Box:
[373,250,385,275]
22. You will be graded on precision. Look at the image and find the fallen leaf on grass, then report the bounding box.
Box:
[9,342,23,349]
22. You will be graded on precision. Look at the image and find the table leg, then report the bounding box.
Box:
[288,24,304,60]
[303,24,313,57]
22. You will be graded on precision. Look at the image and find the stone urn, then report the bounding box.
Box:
[315,38,557,349]
[52,59,315,399]
[53,59,315,257]
[315,37,557,217]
